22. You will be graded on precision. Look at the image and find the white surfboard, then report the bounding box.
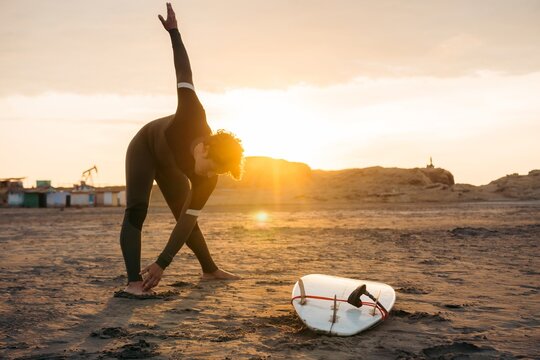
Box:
[291,274,396,336]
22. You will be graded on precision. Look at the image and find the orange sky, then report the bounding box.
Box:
[0,1,539,186]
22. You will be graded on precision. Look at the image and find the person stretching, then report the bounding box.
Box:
[119,2,244,297]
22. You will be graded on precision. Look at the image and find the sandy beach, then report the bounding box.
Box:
[2,1,540,359]
[1,201,539,359]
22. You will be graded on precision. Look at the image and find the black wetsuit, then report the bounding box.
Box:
[120,29,218,283]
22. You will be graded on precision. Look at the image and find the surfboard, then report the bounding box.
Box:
[291,274,396,336]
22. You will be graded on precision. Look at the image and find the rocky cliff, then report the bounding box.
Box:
[149,157,540,206]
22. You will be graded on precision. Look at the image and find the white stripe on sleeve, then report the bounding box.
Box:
[186,209,201,217]
[177,82,195,91]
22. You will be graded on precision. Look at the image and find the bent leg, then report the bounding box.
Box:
[120,128,156,283]
[186,223,218,273]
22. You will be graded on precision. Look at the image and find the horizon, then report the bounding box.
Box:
[5,156,537,189]
[1,1,539,187]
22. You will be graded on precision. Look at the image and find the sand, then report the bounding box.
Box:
[0,201,539,359]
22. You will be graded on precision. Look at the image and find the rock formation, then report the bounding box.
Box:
[148,156,539,206]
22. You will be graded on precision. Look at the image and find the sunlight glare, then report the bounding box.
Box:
[255,211,269,222]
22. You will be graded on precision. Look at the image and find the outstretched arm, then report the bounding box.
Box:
[140,177,218,292]
[159,2,193,86]
[141,215,195,290]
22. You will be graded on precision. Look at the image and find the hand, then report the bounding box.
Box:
[140,262,164,291]
[158,2,178,31]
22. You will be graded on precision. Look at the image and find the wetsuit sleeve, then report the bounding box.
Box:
[189,175,218,211]
[164,88,206,151]
[168,28,204,114]
[164,29,206,151]
[168,29,192,87]
[155,176,218,270]
[155,212,198,269]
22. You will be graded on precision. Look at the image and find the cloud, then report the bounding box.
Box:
[1,1,539,96]
[0,92,174,124]
[1,71,539,185]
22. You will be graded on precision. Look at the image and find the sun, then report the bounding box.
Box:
[255,211,269,222]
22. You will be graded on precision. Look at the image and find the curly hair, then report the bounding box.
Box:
[204,129,245,180]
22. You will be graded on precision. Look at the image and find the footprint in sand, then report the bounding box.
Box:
[422,342,504,359]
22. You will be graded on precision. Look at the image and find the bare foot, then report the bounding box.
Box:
[201,269,241,281]
[123,281,156,295]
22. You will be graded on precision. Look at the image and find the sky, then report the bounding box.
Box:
[0,0,539,186]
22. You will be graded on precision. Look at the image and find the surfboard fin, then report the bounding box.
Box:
[298,278,307,305]
[347,284,366,308]
[331,295,338,324]
[371,290,381,316]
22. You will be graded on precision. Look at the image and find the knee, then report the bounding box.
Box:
[124,204,148,231]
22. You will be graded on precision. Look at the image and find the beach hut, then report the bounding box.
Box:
[96,190,119,206]
[117,190,126,207]
[105,191,119,206]
[46,191,69,208]
[69,181,95,207]
[23,180,56,208]
[95,192,105,206]
[23,191,47,208]
[7,192,24,207]
[1,177,25,207]
[71,192,95,207]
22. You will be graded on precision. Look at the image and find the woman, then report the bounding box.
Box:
[118,2,244,297]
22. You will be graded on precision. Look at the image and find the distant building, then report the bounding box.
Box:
[7,192,24,207]
[426,157,435,169]
[23,191,48,208]
[22,180,54,208]
[73,181,94,192]
[118,190,126,207]
[71,192,95,207]
[96,186,124,206]
[0,177,25,207]
[69,181,95,207]
[36,180,52,188]
[0,178,24,190]
[2,177,126,208]
[46,191,69,208]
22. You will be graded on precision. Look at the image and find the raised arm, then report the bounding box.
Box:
[159,2,193,86]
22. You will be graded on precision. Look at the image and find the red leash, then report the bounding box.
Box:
[291,295,388,320]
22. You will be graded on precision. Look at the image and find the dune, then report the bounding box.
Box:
[150,157,540,206]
